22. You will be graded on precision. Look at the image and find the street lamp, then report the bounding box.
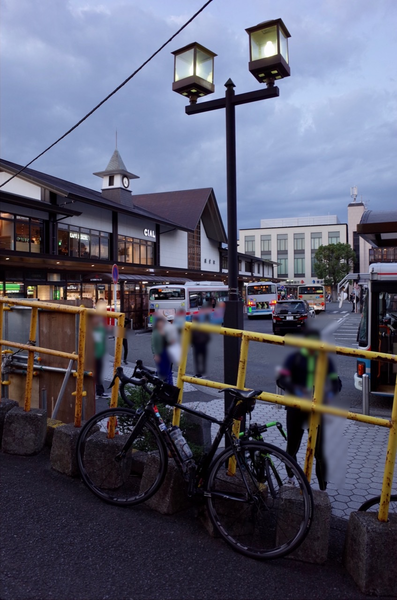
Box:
[246,19,291,85]
[172,43,216,104]
[172,19,291,412]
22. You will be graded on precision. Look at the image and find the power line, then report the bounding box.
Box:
[0,0,214,188]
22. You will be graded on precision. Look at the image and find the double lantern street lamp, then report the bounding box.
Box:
[172,19,291,408]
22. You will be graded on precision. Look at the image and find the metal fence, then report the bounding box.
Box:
[0,298,125,427]
[174,320,397,522]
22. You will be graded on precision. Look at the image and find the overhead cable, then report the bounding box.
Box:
[0,0,214,188]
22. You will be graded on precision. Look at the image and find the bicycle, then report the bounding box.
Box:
[76,361,313,560]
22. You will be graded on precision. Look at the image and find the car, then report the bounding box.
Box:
[272,299,311,335]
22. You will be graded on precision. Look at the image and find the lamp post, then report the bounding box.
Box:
[172,19,291,410]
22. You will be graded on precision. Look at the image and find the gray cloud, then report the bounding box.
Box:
[1,0,396,232]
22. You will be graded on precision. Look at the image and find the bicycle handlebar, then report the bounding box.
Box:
[107,361,162,390]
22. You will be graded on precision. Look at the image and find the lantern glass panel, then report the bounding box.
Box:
[250,26,278,61]
[196,48,213,82]
[174,49,194,82]
[279,28,289,63]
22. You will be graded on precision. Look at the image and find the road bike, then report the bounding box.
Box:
[76,361,313,560]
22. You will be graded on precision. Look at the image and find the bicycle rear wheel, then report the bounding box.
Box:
[358,495,397,515]
[77,408,167,506]
[205,441,313,560]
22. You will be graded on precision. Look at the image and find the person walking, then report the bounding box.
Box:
[151,316,173,385]
[276,329,341,490]
[191,315,211,378]
[122,317,131,364]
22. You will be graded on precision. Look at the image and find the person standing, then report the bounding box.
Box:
[122,317,131,364]
[276,329,341,490]
[151,316,173,385]
[93,314,108,398]
[191,315,211,378]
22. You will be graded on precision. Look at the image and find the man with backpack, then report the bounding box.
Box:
[276,328,341,490]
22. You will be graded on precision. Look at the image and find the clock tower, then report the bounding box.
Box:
[94,149,139,205]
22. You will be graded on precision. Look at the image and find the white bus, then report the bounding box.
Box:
[355,263,397,400]
[297,284,326,313]
[245,281,277,319]
[148,282,228,327]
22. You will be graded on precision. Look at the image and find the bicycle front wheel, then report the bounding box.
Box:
[206,441,313,560]
[77,408,168,506]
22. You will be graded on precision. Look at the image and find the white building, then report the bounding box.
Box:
[239,216,348,285]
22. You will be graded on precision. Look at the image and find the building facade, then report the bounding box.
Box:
[239,215,348,285]
[0,151,272,326]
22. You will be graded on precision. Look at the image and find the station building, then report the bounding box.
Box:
[0,150,273,327]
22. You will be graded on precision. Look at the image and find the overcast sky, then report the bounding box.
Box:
[1,0,396,229]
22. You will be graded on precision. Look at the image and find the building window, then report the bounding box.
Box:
[277,235,288,252]
[108,175,114,186]
[328,232,340,245]
[261,235,271,253]
[117,235,154,265]
[311,233,322,250]
[311,255,317,277]
[294,257,305,277]
[257,263,261,274]
[0,212,44,254]
[58,224,110,260]
[238,260,242,271]
[222,255,228,270]
[278,257,288,277]
[245,235,255,255]
[188,222,201,270]
[294,234,305,251]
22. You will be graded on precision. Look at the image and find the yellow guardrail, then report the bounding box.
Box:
[174,320,397,522]
[0,298,125,427]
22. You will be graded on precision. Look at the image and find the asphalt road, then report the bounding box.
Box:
[0,447,385,600]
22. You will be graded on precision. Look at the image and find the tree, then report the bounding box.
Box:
[314,243,356,300]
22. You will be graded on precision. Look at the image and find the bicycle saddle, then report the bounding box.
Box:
[219,388,262,399]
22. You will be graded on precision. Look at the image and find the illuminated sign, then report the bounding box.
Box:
[143,228,156,239]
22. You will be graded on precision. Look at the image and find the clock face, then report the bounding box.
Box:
[122,176,129,188]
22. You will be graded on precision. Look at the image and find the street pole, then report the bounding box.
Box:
[185,81,279,414]
[223,80,243,414]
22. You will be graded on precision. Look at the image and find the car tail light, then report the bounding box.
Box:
[299,295,302,298]
[273,316,282,322]
[270,300,277,305]
[321,302,325,306]
[357,362,365,377]
[247,300,255,307]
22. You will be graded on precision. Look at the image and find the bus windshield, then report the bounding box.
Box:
[298,286,324,295]
[247,284,276,295]
[149,287,185,301]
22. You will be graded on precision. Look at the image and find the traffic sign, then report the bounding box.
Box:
[112,264,119,284]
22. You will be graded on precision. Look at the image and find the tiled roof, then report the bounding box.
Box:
[93,149,139,179]
[132,188,227,242]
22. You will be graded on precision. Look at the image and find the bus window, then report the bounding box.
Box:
[247,284,276,295]
[149,288,185,301]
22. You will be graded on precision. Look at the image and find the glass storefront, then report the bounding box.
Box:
[0,213,44,253]
[58,224,110,260]
[117,235,154,265]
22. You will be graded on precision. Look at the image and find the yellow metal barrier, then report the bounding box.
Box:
[0,298,125,428]
[174,320,397,522]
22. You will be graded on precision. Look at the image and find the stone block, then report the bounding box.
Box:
[81,431,145,489]
[50,423,82,477]
[2,407,47,455]
[183,412,212,452]
[277,487,331,564]
[46,418,64,447]
[141,454,191,515]
[0,399,19,444]
[344,511,397,596]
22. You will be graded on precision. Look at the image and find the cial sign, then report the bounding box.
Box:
[143,228,156,239]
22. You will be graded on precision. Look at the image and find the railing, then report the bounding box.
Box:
[0,298,125,427]
[174,321,397,522]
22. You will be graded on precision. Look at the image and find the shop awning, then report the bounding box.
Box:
[357,210,397,248]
